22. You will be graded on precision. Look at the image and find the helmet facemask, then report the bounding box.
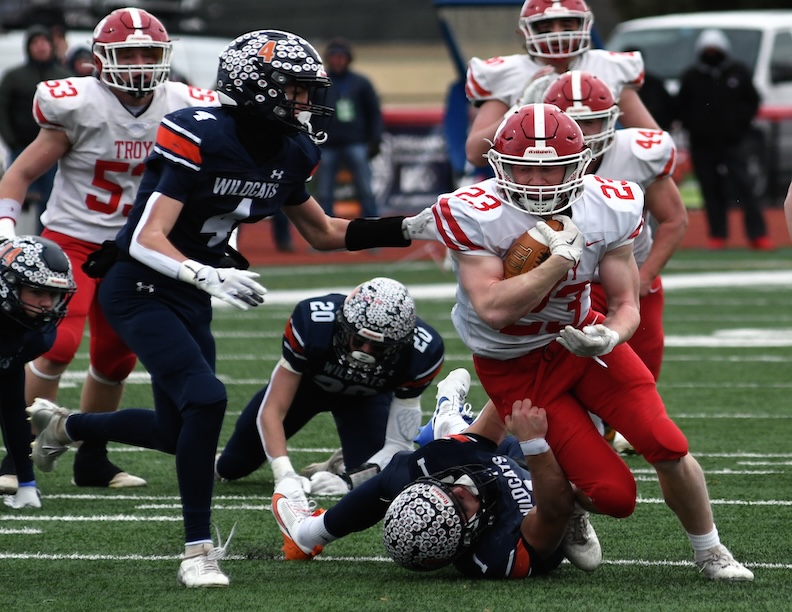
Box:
[519,6,593,60]
[332,278,416,375]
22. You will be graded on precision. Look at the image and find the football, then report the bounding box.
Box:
[503,219,564,279]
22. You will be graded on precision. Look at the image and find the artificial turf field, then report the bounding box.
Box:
[2,247,791,611]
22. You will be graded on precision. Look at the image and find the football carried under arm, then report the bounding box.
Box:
[503,215,583,278]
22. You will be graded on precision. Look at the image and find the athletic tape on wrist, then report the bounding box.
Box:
[519,437,550,456]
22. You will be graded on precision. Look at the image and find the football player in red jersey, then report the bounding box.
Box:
[465,0,659,167]
[417,103,752,581]
[544,70,687,382]
[0,7,219,490]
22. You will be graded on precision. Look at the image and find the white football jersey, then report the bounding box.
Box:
[466,49,644,108]
[594,128,676,268]
[433,175,643,359]
[34,77,219,243]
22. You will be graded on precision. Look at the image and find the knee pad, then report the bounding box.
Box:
[91,353,137,383]
[639,416,689,464]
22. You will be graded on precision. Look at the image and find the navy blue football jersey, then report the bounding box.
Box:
[282,293,444,400]
[0,320,55,372]
[116,106,319,266]
[382,435,541,579]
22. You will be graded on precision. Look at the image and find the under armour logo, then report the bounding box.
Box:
[271,169,284,180]
[193,110,216,122]
[136,281,155,294]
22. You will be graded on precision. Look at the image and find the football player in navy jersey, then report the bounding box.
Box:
[0,236,75,508]
[25,29,427,588]
[272,368,601,578]
[216,277,444,500]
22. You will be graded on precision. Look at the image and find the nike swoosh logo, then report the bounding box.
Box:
[586,239,604,246]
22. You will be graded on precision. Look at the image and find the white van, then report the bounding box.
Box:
[606,10,792,200]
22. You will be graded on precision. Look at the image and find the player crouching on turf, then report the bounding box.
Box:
[272,368,603,577]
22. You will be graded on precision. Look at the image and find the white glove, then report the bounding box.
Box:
[557,324,620,357]
[274,472,312,500]
[178,259,266,310]
[309,471,350,496]
[402,207,437,241]
[0,218,15,241]
[0,198,20,240]
[535,215,584,265]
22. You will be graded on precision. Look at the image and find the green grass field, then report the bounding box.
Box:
[3,248,792,611]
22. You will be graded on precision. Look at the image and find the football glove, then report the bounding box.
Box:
[535,215,584,265]
[401,207,437,241]
[309,471,350,496]
[557,324,620,357]
[178,259,266,310]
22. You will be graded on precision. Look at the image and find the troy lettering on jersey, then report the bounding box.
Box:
[115,140,154,160]
[492,456,534,515]
[213,178,279,199]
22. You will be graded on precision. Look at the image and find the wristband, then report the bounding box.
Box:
[345,216,409,251]
[520,437,550,456]
[0,197,21,219]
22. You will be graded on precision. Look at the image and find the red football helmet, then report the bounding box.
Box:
[92,7,172,97]
[519,0,593,59]
[543,71,619,158]
[487,103,592,215]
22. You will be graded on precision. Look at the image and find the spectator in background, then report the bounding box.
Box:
[65,46,95,77]
[0,25,69,233]
[314,38,383,218]
[676,29,772,251]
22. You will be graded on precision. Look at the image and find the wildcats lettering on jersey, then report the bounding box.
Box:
[114,140,154,159]
[492,455,534,515]
[212,177,279,198]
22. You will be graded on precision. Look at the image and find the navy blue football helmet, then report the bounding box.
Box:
[216,30,333,140]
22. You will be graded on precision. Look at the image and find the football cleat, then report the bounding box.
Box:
[177,525,235,588]
[271,492,325,560]
[419,368,474,444]
[562,509,602,572]
[696,545,754,581]
[26,398,73,472]
[3,486,41,509]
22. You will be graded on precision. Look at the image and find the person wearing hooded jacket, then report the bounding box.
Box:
[0,25,69,231]
[676,28,771,251]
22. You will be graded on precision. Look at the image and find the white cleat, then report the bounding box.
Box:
[610,431,636,455]
[3,486,41,509]
[271,493,325,560]
[431,368,474,439]
[177,525,235,588]
[696,545,754,581]
[562,509,602,572]
[26,398,73,472]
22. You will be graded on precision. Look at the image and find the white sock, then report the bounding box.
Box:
[688,526,720,559]
[299,513,338,547]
